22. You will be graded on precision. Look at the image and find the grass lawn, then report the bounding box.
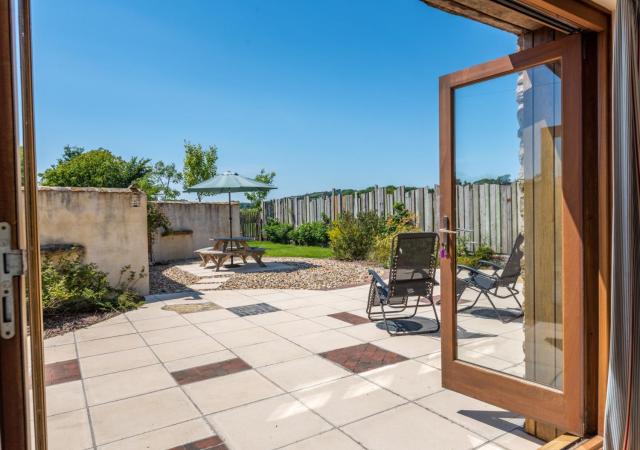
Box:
[248,241,333,258]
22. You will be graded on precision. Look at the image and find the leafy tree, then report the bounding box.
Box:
[59,145,85,163]
[143,161,183,200]
[40,148,151,188]
[244,169,276,209]
[182,141,218,201]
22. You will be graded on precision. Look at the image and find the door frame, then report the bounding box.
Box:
[439,33,588,434]
[0,0,47,448]
[0,0,32,447]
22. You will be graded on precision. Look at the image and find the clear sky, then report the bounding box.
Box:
[32,0,518,200]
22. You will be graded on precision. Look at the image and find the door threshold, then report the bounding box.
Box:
[539,434,603,450]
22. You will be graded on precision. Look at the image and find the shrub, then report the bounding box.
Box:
[290,221,329,246]
[370,204,420,267]
[264,218,294,243]
[383,202,415,235]
[41,257,145,315]
[474,244,494,262]
[328,211,384,260]
[456,235,494,267]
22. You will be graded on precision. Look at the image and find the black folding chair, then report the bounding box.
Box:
[367,232,440,336]
[456,233,524,323]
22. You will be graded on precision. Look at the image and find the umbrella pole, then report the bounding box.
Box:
[228,191,234,266]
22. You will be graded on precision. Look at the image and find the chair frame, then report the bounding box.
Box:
[367,232,440,336]
[456,234,525,323]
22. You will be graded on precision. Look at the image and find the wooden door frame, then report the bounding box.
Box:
[0,0,31,448]
[439,33,589,434]
[0,0,46,448]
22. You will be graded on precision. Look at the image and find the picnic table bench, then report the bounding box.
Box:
[195,240,266,271]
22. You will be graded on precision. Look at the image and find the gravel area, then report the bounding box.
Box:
[43,311,122,338]
[220,257,382,290]
[150,263,200,294]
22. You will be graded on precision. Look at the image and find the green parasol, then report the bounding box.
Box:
[185,171,277,266]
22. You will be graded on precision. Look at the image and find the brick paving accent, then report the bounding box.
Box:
[170,358,251,385]
[423,294,440,304]
[168,435,227,450]
[45,359,81,386]
[320,343,407,373]
[227,302,280,317]
[328,311,370,325]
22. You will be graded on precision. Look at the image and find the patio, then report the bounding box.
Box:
[43,277,541,450]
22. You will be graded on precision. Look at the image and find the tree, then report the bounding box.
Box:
[143,161,183,200]
[40,148,151,188]
[472,174,511,185]
[182,141,218,201]
[59,145,85,163]
[245,169,276,210]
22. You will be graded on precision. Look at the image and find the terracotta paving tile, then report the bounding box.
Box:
[45,358,81,386]
[328,311,370,325]
[168,435,226,450]
[422,294,440,304]
[227,302,280,317]
[171,358,251,385]
[320,343,407,374]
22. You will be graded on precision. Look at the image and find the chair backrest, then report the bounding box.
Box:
[498,233,524,284]
[389,232,439,299]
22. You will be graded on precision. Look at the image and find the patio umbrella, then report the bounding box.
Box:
[185,171,277,266]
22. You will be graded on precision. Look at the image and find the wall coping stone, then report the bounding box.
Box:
[38,186,140,194]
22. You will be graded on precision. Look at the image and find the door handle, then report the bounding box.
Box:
[0,222,24,340]
[439,216,455,258]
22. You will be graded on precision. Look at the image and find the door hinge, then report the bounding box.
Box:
[0,222,25,339]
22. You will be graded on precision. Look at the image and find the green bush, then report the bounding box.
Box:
[370,204,420,267]
[456,235,494,268]
[383,203,415,235]
[264,219,294,243]
[290,221,329,246]
[474,244,494,262]
[328,211,384,260]
[41,258,145,315]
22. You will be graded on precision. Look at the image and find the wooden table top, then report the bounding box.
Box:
[210,236,250,242]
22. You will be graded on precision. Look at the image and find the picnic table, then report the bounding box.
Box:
[194,236,266,271]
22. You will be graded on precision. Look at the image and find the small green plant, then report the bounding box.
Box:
[264,218,294,244]
[456,235,494,267]
[328,211,384,260]
[147,203,171,237]
[290,221,329,246]
[41,258,145,315]
[147,203,172,262]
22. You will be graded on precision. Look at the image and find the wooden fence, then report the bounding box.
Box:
[240,208,262,240]
[262,183,522,254]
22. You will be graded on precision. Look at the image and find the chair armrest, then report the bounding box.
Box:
[457,264,479,275]
[368,269,388,288]
[479,260,503,270]
[471,271,500,286]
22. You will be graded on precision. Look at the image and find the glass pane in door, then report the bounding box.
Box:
[453,61,563,390]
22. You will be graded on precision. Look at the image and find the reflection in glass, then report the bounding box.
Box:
[453,62,563,390]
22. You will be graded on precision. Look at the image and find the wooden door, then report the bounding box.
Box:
[0,0,47,448]
[439,33,590,434]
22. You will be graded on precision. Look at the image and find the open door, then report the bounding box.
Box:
[0,0,47,448]
[439,33,591,434]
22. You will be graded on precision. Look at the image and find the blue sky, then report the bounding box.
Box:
[32,0,518,199]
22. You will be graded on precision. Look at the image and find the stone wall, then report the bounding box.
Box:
[38,187,150,294]
[151,201,240,263]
